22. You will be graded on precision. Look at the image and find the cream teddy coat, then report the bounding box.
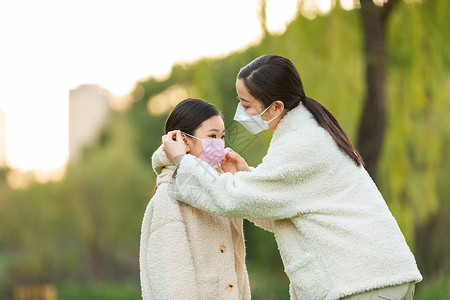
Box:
[139,146,251,300]
[172,103,422,300]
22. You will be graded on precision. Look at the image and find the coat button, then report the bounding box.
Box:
[226,284,234,293]
[220,245,227,253]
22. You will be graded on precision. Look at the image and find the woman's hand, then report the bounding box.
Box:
[221,148,250,174]
[162,130,187,163]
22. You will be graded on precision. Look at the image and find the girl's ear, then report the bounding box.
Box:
[182,135,191,153]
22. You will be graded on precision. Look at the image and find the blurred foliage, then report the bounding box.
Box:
[53,271,449,300]
[414,271,450,300]
[0,113,153,297]
[0,0,448,298]
[57,281,141,300]
[380,0,450,242]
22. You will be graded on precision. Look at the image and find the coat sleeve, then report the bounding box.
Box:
[140,188,200,300]
[244,168,273,231]
[173,131,331,220]
[249,219,274,232]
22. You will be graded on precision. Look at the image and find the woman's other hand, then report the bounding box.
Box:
[162,130,187,163]
[221,148,250,174]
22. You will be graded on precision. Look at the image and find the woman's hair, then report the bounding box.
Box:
[152,98,222,196]
[164,98,222,135]
[238,54,364,166]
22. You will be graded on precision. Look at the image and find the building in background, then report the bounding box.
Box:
[69,84,110,162]
[0,109,6,167]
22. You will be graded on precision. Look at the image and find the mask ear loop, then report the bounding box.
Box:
[261,102,282,123]
[259,102,272,116]
[180,131,201,141]
[267,112,282,123]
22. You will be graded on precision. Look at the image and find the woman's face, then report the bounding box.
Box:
[235,78,286,131]
[235,78,266,116]
[183,115,225,158]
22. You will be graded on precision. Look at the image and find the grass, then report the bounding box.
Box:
[414,272,450,300]
[57,281,141,300]
[55,272,449,300]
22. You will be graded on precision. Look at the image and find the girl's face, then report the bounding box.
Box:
[182,115,225,158]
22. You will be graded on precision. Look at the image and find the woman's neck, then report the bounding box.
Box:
[269,109,289,131]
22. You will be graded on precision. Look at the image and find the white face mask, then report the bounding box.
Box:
[233,102,281,135]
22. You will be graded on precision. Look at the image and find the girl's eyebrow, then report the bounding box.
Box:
[208,129,226,133]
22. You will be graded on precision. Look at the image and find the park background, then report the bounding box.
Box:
[0,0,449,299]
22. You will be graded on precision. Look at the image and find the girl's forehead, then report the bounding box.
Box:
[195,115,225,132]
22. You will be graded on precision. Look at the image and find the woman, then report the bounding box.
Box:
[163,55,422,300]
[139,98,251,300]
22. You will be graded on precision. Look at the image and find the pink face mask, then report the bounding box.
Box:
[181,131,228,166]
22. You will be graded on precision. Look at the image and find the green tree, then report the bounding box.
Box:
[293,0,404,181]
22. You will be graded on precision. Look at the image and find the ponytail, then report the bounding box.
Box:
[302,97,364,166]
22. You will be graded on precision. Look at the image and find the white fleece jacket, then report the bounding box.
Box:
[173,103,422,300]
[139,146,251,300]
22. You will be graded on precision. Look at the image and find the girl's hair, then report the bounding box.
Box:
[164,98,222,135]
[238,54,364,166]
[152,98,222,196]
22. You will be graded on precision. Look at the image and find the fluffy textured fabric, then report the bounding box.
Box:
[174,104,422,300]
[139,146,251,300]
[152,145,177,187]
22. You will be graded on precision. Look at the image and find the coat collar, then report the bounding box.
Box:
[271,102,314,145]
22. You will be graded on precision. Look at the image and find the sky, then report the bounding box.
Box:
[0,0,341,175]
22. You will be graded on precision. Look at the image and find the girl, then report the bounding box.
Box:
[139,98,250,299]
[163,55,422,300]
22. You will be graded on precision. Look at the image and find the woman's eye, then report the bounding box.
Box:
[221,135,225,140]
[209,134,217,138]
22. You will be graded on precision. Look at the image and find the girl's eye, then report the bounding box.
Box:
[209,134,217,138]
[221,135,225,140]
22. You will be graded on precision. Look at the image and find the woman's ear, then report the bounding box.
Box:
[273,100,285,115]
